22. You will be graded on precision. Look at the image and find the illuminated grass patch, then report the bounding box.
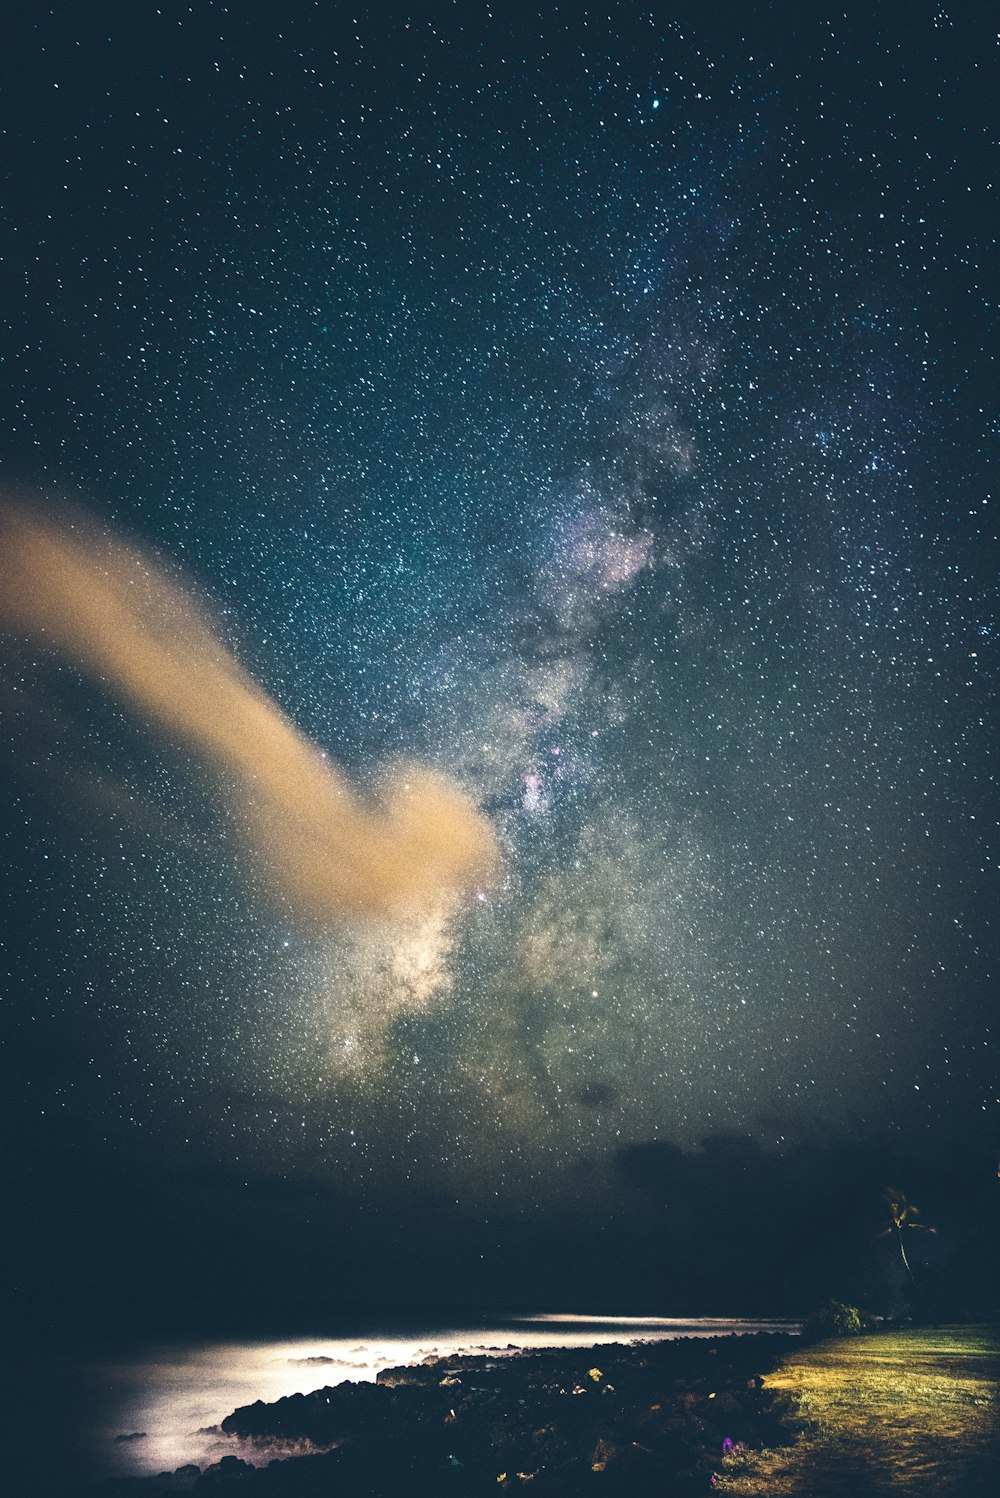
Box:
[717,1325,1000,1496]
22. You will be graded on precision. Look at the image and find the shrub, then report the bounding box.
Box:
[803,1299,863,1341]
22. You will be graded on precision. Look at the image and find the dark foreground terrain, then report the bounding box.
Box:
[81,1333,797,1496]
[79,1324,1000,1496]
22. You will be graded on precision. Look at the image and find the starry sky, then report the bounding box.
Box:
[1,2,997,1327]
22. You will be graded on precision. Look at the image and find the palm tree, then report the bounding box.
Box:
[878,1186,934,1287]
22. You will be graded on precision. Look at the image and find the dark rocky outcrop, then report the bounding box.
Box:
[80,1334,799,1497]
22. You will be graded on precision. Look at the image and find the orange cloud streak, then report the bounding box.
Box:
[1,499,496,922]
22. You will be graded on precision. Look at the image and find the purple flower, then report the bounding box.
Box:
[722,1437,734,1456]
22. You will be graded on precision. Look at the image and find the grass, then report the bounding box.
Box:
[715,1323,1000,1496]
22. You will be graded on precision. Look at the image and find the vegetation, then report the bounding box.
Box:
[802,1299,863,1342]
[716,1324,1000,1496]
[878,1185,934,1288]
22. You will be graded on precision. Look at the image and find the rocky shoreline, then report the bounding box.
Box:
[81,1332,800,1496]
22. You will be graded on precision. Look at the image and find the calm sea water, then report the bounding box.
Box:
[76,1315,797,1483]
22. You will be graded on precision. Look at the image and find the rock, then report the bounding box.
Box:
[194,1455,253,1486]
[140,1331,799,1498]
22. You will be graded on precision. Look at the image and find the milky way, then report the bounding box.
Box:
[1,4,996,1230]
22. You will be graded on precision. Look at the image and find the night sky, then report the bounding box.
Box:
[1,2,997,1333]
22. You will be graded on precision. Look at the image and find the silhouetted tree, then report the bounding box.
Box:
[878,1186,934,1288]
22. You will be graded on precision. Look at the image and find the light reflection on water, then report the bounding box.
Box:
[94,1316,798,1480]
